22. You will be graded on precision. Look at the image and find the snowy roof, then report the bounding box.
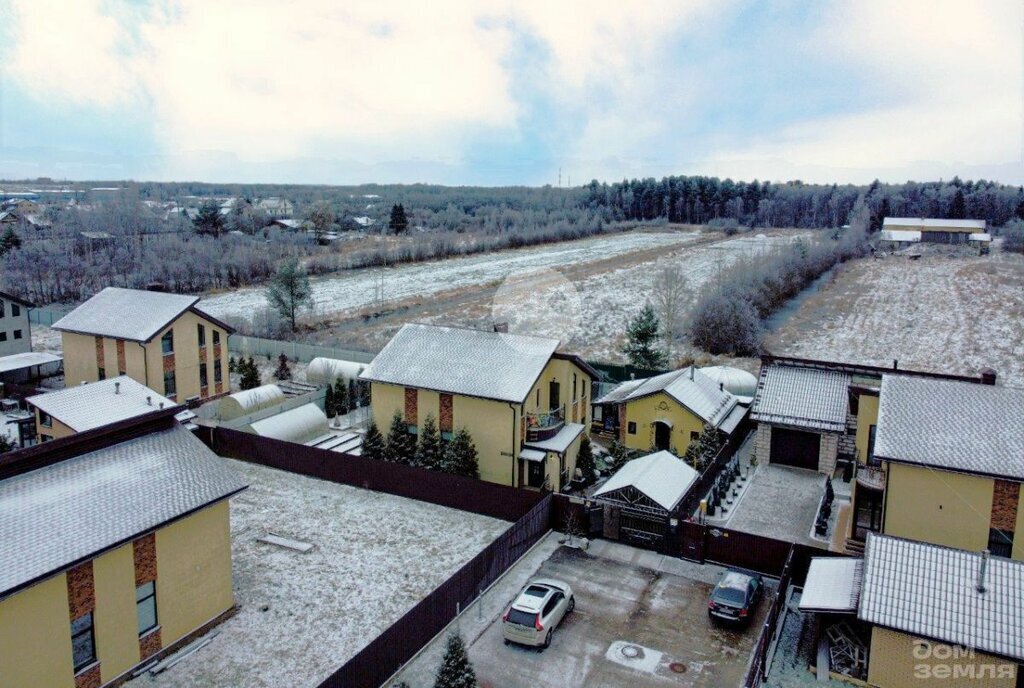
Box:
[717,404,748,435]
[874,375,1024,480]
[360,324,559,403]
[879,229,921,242]
[594,451,699,512]
[751,364,850,432]
[524,423,585,454]
[858,534,1024,662]
[519,448,545,462]
[27,377,176,432]
[0,289,33,307]
[799,557,863,612]
[970,233,992,242]
[219,384,287,420]
[250,404,328,444]
[883,217,987,231]
[0,426,247,597]
[0,352,61,375]
[594,367,739,428]
[52,287,199,342]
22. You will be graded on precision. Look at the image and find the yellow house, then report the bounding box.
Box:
[0,409,247,688]
[360,323,595,492]
[52,287,234,403]
[27,375,176,442]
[595,366,747,456]
[800,534,1022,687]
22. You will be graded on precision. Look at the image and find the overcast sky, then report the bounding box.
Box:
[1,0,1022,186]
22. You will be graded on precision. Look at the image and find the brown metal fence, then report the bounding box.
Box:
[743,544,797,687]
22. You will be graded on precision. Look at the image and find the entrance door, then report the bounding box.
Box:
[654,421,671,451]
[770,428,821,470]
[549,380,560,411]
[854,485,883,540]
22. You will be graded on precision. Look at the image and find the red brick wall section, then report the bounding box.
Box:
[404,388,417,425]
[162,353,175,373]
[66,561,95,620]
[991,480,1021,532]
[617,405,627,443]
[133,533,157,586]
[215,382,223,395]
[94,337,104,372]
[75,664,101,688]
[439,394,453,433]
[116,340,126,375]
[139,628,162,660]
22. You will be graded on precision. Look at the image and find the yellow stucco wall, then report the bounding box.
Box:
[34,410,74,442]
[622,391,704,455]
[155,500,235,646]
[868,626,1017,687]
[883,463,994,552]
[854,392,879,464]
[93,543,140,683]
[0,573,75,688]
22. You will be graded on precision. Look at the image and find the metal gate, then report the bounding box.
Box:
[603,505,621,540]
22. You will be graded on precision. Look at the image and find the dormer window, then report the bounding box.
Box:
[161,330,174,355]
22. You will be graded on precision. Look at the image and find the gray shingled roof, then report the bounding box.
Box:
[0,426,247,597]
[593,367,739,428]
[859,533,1024,662]
[27,376,176,432]
[875,375,1024,480]
[52,287,199,342]
[750,364,850,432]
[359,324,559,403]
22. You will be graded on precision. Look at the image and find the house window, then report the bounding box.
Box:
[441,431,453,442]
[200,362,208,387]
[573,373,577,401]
[39,411,51,428]
[0,300,4,318]
[136,581,158,636]
[407,424,418,435]
[627,421,637,435]
[40,434,52,442]
[527,459,545,488]
[0,332,6,342]
[867,425,879,466]
[11,304,19,317]
[12,329,21,339]
[97,367,106,381]
[690,431,700,443]
[989,529,1014,558]
[164,370,176,397]
[161,330,174,355]
[71,613,97,672]
[197,324,206,347]
[214,359,223,383]
[536,389,540,407]
[213,330,221,346]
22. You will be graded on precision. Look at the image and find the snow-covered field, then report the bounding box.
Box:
[132,459,507,688]
[201,230,702,323]
[766,249,1024,386]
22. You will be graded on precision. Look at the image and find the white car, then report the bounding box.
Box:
[502,578,574,649]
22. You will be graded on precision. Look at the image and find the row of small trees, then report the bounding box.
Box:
[362,413,479,478]
[606,424,721,473]
[324,377,369,417]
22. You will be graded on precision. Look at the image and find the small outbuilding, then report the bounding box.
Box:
[305,357,367,387]
[249,403,329,443]
[219,384,286,421]
[882,217,986,245]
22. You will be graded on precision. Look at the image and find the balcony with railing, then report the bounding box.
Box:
[525,405,565,442]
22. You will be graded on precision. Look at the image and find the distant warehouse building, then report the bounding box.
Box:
[881,217,987,245]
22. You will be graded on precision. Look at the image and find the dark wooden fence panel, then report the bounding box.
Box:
[704,526,794,577]
[550,493,591,534]
[202,427,540,522]
[743,544,797,688]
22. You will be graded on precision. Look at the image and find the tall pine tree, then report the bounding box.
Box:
[240,357,261,390]
[389,203,409,233]
[575,436,596,485]
[335,377,349,416]
[363,420,385,462]
[622,304,668,370]
[384,412,415,464]
[416,414,443,470]
[433,632,477,688]
[324,382,336,417]
[442,428,479,479]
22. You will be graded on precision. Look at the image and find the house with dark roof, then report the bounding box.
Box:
[595,366,746,457]
[0,289,33,357]
[360,323,596,491]
[0,409,247,687]
[53,287,235,403]
[799,533,1022,686]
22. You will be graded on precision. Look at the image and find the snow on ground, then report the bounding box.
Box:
[200,231,703,322]
[132,459,507,688]
[30,324,62,355]
[766,249,1024,386]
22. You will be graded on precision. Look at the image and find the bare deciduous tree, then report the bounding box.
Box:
[651,266,689,363]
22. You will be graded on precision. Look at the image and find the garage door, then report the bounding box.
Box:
[770,428,820,470]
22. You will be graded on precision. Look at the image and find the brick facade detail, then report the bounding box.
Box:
[116,340,126,375]
[991,480,1021,532]
[403,388,417,425]
[74,664,101,688]
[66,561,95,620]
[817,433,839,475]
[754,423,772,465]
[94,337,104,373]
[617,405,627,443]
[162,353,175,373]
[439,394,453,433]
[215,382,223,395]
[139,628,162,661]
[133,533,157,586]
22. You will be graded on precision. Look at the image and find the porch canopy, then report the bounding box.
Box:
[799,557,863,614]
[593,450,698,515]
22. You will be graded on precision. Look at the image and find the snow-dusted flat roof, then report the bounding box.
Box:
[0,351,61,375]
[594,450,698,512]
[0,426,247,597]
[361,323,559,403]
[595,367,739,429]
[28,376,175,432]
[751,364,850,432]
[859,533,1024,662]
[875,375,1024,480]
[883,217,986,230]
[799,557,863,612]
[52,287,200,342]
[524,422,585,454]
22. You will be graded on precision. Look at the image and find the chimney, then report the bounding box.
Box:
[493,322,508,333]
[719,382,724,391]
[892,359,898,370]
[980,368,997,386]
[146,395,152,406]
[114,381,120,394]
[977,550,990,593]
[689,367,694,381]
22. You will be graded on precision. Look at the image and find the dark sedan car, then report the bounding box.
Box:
[708,569,763,624]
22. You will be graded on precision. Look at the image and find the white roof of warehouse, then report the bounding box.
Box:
[883,217,986,230]
[0,352,62,375]
[595,367,739,429]
[859,534,1024,662]
[879,229,921,242]
[0,425,247,597]
[360,324,559,403]
[28,376,176,432]
[751,364,850,432]
[874,375,1024,480]
[594,451,699,512]
[800,558,863,612]
[52,287,207,342]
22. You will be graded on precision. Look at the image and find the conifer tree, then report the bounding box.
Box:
[0,226,22,256]
[335,377,349,416]
[442,428,479,479]
[228,355,237,373]
[347,378,359,410]
[385,412,415,464]
[416,414,443,470]
[324,383,336,417]
[362,420,385,462]
[389,203,409,234]
[608,439,633,473]
[575,436,596,485]
[622,304,668,369]
[240,357,261,390]
[433,632,477,688]
[273,353,292,380]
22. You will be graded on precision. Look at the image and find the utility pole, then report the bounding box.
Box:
[558,168,562,187]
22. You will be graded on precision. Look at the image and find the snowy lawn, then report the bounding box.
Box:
[130,458,508,688]
[766,248,1024,386]
[30,323,62,355]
